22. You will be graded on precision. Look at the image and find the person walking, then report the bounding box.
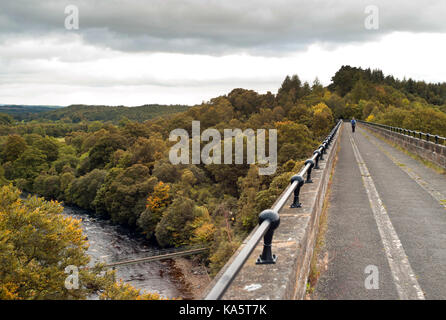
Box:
[351,117,356,133]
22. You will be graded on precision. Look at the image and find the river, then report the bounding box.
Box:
[63,205,192,299]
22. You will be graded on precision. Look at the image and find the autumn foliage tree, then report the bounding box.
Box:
[310,102,335,138]
[137,181,171,239]
[0,185,161,300]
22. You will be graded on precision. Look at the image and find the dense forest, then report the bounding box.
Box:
[0,104,189,123]
[0,105,62,121]
[329,66,446,135]
[1,65,446,295]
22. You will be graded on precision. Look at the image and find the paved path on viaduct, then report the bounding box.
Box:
[314,123,446,300]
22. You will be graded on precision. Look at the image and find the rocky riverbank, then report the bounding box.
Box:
[171,258,212,300]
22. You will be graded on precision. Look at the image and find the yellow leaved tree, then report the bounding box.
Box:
[0,184,163,300]
[137,181,171,239]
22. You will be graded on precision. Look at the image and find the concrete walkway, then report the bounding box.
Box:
[313,123,446,300]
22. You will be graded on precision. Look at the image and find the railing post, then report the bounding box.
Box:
[256,209,280,264]
[319,145,325,159]
[435,135,439,144]
[290,175,304,208]
[305,159,315,183]
[419,132,422,139]
[426,133,430,142]
[313,150,321,169]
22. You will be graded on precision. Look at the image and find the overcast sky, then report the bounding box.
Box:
[1,0,446,106]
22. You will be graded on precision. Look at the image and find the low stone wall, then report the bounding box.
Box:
[360,123,446,170]
[201,124,342,300]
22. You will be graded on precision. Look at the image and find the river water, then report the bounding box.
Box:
[63,205,191,299]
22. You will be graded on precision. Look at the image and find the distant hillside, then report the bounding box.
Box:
[37,104,190,123]
[328,66,446,106]
[0,105,63,121]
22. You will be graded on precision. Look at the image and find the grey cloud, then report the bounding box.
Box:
[1,0,445,55]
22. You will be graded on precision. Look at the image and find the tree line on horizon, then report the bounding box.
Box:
[0,104,190,123]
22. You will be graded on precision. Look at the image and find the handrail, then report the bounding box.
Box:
[204,120,343,300]
[358,120,446,145]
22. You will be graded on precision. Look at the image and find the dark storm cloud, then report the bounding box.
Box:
[0,0,445,55]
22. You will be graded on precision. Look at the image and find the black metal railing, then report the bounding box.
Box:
[204,120,343,300]
[358,120,446,146]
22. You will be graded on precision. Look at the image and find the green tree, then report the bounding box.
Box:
[275,121,316,163]
[95,165,158,226]
[33,174,61,199]
[0,165,7,186]
[1,135,27,163]
[155,197,197,247]
[11,147,48,190]
[235,165,261,231]
[152,161,180,183]
[88,134,126,170]
[0,113,13,125]
[67,169,107,210]
[24,134,59,162]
